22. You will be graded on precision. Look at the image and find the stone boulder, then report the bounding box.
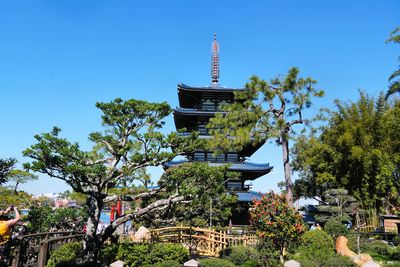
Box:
[284,260,301,267]
[131,226,150,241]
[336,236,379,267]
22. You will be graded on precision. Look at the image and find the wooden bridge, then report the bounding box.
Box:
[127,226,260,257]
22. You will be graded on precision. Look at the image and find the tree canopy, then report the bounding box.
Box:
[23,98,207,261]
[292,91,400,211]
[208,67,324,204]
[386,27,400,99]
[0,157,17,185]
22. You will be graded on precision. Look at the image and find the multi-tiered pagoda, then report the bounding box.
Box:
[165,35,273,225]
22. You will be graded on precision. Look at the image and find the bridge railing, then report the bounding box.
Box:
[123,226,260,257]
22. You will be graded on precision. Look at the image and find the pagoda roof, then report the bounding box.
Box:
[163,160,273,180]
[178,83,245,93]
[174,107,221,117]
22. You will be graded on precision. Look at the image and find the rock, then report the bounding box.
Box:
[110,260,125,267]
[352,254,373,266]
[336,236,380,267]
[362,261,381,267]
[336,236,356,258]
[184,259,200,267]
[284,260,301,267]
[132,226,150,241]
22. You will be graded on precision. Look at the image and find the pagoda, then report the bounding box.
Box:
[165,35,273,225]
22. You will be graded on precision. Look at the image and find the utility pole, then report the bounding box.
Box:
[209,197,212,228]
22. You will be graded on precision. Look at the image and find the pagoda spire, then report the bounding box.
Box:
[211,33,220,86]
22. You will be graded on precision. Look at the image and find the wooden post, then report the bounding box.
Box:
[37,241,49,267]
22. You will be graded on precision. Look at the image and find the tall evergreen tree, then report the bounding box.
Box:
[386,27,400,99]
[208,67,323,204]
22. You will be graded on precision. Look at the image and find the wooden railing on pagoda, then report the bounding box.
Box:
[125,226,260,257]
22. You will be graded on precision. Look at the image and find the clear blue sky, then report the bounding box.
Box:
[0,1,398,195]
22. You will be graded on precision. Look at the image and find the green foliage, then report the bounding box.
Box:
[323,219,349,239]
[240,259,262,267]
[220,246,259,265]
[0,158,16,185]
[250,192,306,260]
[27,206,87,232]
[148,260,182,267]
[6,169,38,194]
[208,67,324,203]
[116,243,189,267]
[314,189,359,224]
[142,162,238,228]
[386,27,400,99]
[362,240,392,259]
[98,244,119,266]
[256,240,285,266]
[46,242,83,267]
[199,258,236,267]
[0,186,33,209]
[295,230,334,266]
[293,91,400,210]
[315,254,356,267]
[22,98,203,260]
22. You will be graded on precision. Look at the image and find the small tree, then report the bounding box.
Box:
[315,189,359,224]
[250,191,305,263]
[0,158,17,185]
[7,169,38,194]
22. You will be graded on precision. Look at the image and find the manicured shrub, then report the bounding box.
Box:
[240,259,262,267]
[46,242,83,267]
[294,230,334,266]
[220,246,258,265]
[199,258,236,267]
[145,260,181,267]
[391,246,400,260]
[324,219,349,239]
[323,254,356,267]
[116,243,189,267]
[148,243,189,264]
[117,243,150,267]
[363,240,391,257]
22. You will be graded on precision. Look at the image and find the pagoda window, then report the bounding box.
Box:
[202,99,215,111]
[227,153,238,162]
[227,181,243,190]
[216,154,225,162]
[194,152,205,161]
[198,123,208,135]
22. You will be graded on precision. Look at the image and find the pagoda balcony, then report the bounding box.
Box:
[177,132,265,157]
[177,83,245,109]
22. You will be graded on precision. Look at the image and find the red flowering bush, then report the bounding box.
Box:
[250,192,305,261]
